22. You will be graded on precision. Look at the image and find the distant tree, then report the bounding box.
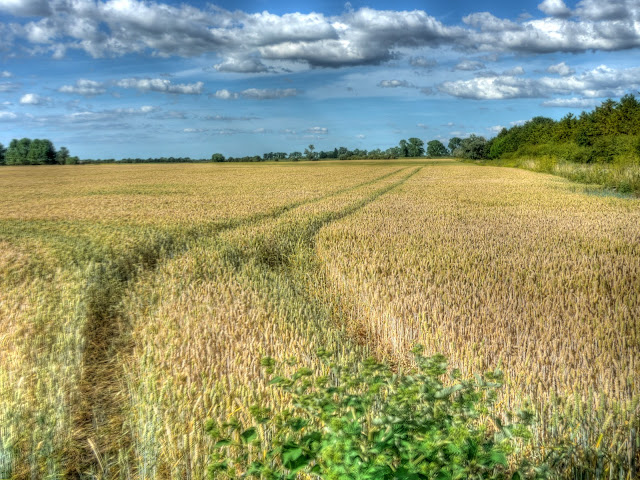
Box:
[5,138,31,165]
[454,135,488,160]
[407,137,425,157]
[305,144,317,160]
[211,153,226,162]
[0,142,5,165]
[26,139,56,164]
[289,151,302,161]
[56,146,70,165]
[398,139,409,157]
[426,140,448,157]
[448,137,462,153]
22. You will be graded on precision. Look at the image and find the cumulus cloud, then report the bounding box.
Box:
[58,79,106,96]
[378,79,413,88]
[116,78,203,94]
[440,76,540,99]
[575,0,629,20]
[241,88,299,99]
[0,71,12,77]
[538,0,572,18]
[61,106,155,123]
[0,111,18,120]
[214,88,300,100]
[547,61,575,76]
[204,114,259,121]
[503,66,525,76]
[0,82,19,92]
[439,65,640,100]
[0,0,51,16]
[214,57,268,73]
[462,12,520,32]
[19,93,50,105]
[409,56,437,68]
[214,89,239,100]
[306,126,328,135]
[541,97,599,108]
[454,60,485,71]
[0,0,639,69]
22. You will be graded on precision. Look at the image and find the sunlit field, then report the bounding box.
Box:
[1,160,638,479]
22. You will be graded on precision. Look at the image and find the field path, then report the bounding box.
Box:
[69,166,412,478]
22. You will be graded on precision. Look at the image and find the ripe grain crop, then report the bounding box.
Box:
[0,161,403,478]
[1,160,638,478]
[316,160,640,475]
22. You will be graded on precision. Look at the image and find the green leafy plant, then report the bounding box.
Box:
[207,347,546,479]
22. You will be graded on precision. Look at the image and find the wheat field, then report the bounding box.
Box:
[0,160,638,478]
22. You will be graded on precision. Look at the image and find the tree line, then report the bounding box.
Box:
[0,138,78,165]
[451,94,640,164]
[7,95,638,166]
[212,137,454,162]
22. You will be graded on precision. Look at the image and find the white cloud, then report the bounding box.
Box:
[503,66,525,76]
[575,0,630,20]
[19,93,49,105]
[241,88,299,99]
[116,78,203,94]
[0,1,639,71]
[547,61,575,76]
[541,97,599,108]
[58,79,106,96]
[488,125,506,134]
[306,126,328,135]
[0,82,19,92]
[215,88,300,100]
[0,71,12,77]
[378,79,413,88]
[214,89,239,100]
[439,76,540,100]
[538,0,572,18]
[462,12,520,32]
[454,60,485,71]
[214,57,268,73]
[409,56,437,68]
[440,65,640,100]
[0,0,51,16]
[0,111,18,120]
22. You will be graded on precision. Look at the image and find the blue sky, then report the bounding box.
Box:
[1,0,639,158]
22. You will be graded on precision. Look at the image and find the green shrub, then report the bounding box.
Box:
[207,348,546,479]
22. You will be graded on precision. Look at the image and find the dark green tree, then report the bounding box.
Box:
[56,146,70,165]
[448,137,462,153]
[211,153,226,162]
[407,137,425,157]
[0,142,5,165]
[26,139,56,164]
[455,135,488,159]
[426,139,448,157]
[5,138,31,165]
[304,144,316,160]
